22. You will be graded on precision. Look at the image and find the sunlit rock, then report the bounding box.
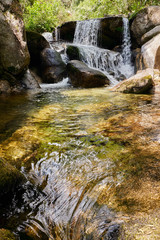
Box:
[131,6,160,45]
[112,68,154,93]
[67,60,109,88]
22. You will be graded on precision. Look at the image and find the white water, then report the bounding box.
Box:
[121,18,134,78]
[72,17,134,84]
[40,78,70,90]
[73,19,100,46]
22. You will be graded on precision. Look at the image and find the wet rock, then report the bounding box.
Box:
[21,69,40,89]
[66,45,81,60]
[0,229,17,240]
[112,69,154,94]
[100,16,123,49]
[40,49,65,83]
[0,158,24,199]
[57,17,123,50]
[131,6,160,45]
[141,33,160,70]
[0,0,30,77]
[53,21,76,42]
[67,60,109,88]
[105,224,120,240]
[40,48,67,83]
[132,48,145,72]
[0,80,11,94]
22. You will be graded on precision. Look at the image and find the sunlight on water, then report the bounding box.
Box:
[1,87,160,239]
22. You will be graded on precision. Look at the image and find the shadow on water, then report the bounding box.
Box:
[1,86,160,239]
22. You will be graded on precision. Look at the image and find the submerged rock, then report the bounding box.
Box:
[131,6,160,45]
[0,229,17,240]
[67,60,109,88]
[0,158,24,198]
[40,48,67,83]
[112,69,154,93]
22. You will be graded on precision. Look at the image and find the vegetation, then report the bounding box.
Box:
[19,0,160,32]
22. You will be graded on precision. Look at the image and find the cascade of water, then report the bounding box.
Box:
[55,27,60,42]
[78,45,123,84]
[73,19,100,46]
[120,17,134,78]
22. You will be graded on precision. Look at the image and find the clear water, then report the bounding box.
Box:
[0,84,160,239]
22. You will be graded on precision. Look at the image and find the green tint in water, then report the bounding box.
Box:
[0,87,160,239]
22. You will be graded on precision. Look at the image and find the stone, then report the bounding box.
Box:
[67,60,109,88]
[57,16,123,50]
[131,6,160,45]
[53,21,76,42]
[0,229,17,240]
[100,16,123,49]
[0,80,11,94]
[21,69,40,89]
[0,0,30,77]
[141,33,160,70]
[112,69,154,94]
[40,48,67,83]
[141,25,160,45]
[0,158,24,198]
[154,46,160,70]
[26,30,50,69]
[66,45,81,60]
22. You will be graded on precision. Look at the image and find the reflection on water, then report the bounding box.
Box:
[0,84,160,239]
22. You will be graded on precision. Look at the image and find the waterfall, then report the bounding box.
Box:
[73,19,100,46]
[55,27,60,42]
[120,18,134,78]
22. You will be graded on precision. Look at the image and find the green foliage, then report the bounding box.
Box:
[21,0,69,33]
[19,0,160,32]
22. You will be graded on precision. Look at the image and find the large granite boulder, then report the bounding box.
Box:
[53,21,76,42]
[112,68,154,94]
[26,30,50,70]
[0,0,30,77]
[40,48,67,83]
[141,33,160,70]
[67,60,109,88]
[141,25,160,45]
[100,16,123,49]
[131,6,160,45]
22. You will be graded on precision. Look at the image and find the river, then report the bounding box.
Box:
[0,82,160,239]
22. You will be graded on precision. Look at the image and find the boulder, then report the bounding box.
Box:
[155,46,160,70]
[131,6,160,45]
[100,16,123,49]
[0,158,24,199]
[57,17,123,50]
[141,33,160,70]
[0,0,30,77]
[0,80,11,94]
[53,21,76,42]
[0,229,17,240]
[111,68,154,94]
[40,48,67,83]
[67,60,109,88]
[66,45,81,60]
[21,69,40,89]
[26,30,50,70]
[141,25,160,45]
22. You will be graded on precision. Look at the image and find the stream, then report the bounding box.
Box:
[1,82,160,239]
